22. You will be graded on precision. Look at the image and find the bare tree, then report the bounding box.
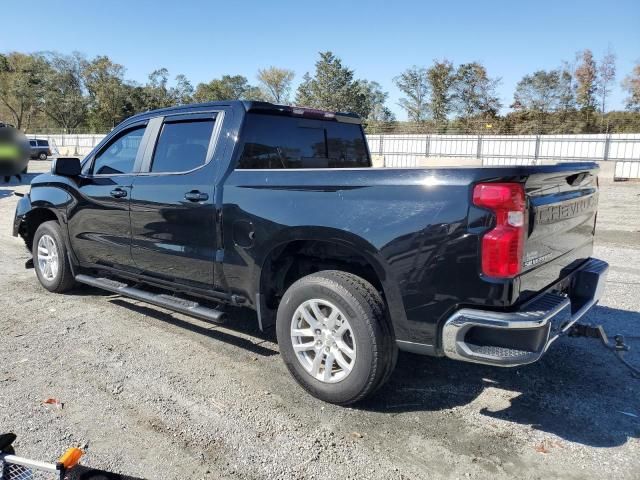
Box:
[622,62,640,111]
[597,48,616,131]
[393,66,430,122]
[257,67,294,104]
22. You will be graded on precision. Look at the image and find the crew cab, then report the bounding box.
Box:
[13,101,608,404]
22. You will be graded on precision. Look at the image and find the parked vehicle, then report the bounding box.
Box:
[28,138,52,160]
[12,101,608,404]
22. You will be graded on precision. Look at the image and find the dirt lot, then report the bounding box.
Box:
[1,161,639,479]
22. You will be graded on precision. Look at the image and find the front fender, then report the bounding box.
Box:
[13,182,74,250]
[13,194,32,237]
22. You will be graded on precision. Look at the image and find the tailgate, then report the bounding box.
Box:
[519,164,599,296]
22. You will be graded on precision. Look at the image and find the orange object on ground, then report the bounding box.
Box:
[58,447,83,469]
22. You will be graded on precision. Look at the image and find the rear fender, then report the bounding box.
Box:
[254,226,408,330]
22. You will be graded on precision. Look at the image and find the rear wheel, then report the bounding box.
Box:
[38,152,47,160]
[276,270,396,404]
[33,221,76,293]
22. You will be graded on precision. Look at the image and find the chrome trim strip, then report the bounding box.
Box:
[396,339,437,356]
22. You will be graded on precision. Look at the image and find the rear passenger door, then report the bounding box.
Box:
[129,112,222,287]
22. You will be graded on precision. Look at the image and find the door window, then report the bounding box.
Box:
[150,119,215,173]
[92,126,145,175]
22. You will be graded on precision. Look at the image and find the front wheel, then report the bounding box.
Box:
[33,221,76,293]
[276,270,397,405]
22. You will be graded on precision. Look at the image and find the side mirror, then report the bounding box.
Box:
[52,157,81,177]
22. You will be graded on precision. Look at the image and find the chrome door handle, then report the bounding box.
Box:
[184,190,209,202]
[110,188,127,198]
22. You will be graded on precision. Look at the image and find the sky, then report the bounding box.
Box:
[1,0,639,119]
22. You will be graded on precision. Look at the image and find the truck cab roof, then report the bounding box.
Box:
[126,100,362,125]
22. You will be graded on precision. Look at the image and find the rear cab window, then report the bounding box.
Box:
[237,113,370,169]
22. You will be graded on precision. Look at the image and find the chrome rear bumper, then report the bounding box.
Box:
[441,258,609,367]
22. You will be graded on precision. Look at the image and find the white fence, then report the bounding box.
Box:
[367,133,640,179]
[26,133,105,156]
[27,132,640,179]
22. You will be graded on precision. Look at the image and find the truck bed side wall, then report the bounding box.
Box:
[220,168,510,348]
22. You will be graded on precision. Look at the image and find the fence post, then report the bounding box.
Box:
[476,135,483,160]
[603,133,611,162]
[534,135,541,164]
[425,134,431,158]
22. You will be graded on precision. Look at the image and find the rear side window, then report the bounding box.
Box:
[237,114,370,169]
[151,119,214,173]
[37,140,49,147]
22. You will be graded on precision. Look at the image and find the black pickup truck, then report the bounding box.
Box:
[13,101,608,404]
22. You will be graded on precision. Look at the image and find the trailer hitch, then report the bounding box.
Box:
[568,323,640,378]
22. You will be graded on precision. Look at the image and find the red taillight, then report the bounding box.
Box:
[472,182,526,278]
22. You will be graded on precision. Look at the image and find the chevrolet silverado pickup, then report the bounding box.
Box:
[13,101,609,404]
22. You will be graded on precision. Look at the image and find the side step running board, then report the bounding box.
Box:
[75,274,225,323]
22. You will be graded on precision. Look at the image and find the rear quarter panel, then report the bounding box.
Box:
[220,167,510,346]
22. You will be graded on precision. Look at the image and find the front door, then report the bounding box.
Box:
[67,122,148,269]
[129,113,220,287]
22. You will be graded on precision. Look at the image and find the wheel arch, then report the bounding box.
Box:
[19,207,61,251]
[254,227,406,332]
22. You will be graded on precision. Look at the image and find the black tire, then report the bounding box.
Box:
[276,270,397,405]
[38,152,47,160]
[32,220,76,293]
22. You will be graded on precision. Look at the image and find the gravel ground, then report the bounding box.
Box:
[1,162,639,479]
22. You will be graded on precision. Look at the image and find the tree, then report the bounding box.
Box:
[597,48,616,114]
[575,49,597,111]
[356,80,395,123]
[170,74,193,105]
[622,62,640,111]
[426,59,455,126]
[193,75,262,102]
[40,52,88,132]
[257,66,294,103]
[295,51,369,117]
[142,68,174,110]
[393,66,429,122]
[82,55,128,130]
[0,52,47,130]
[452,62,501,120]
[512,70,562,113]
[558,62,576,112]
